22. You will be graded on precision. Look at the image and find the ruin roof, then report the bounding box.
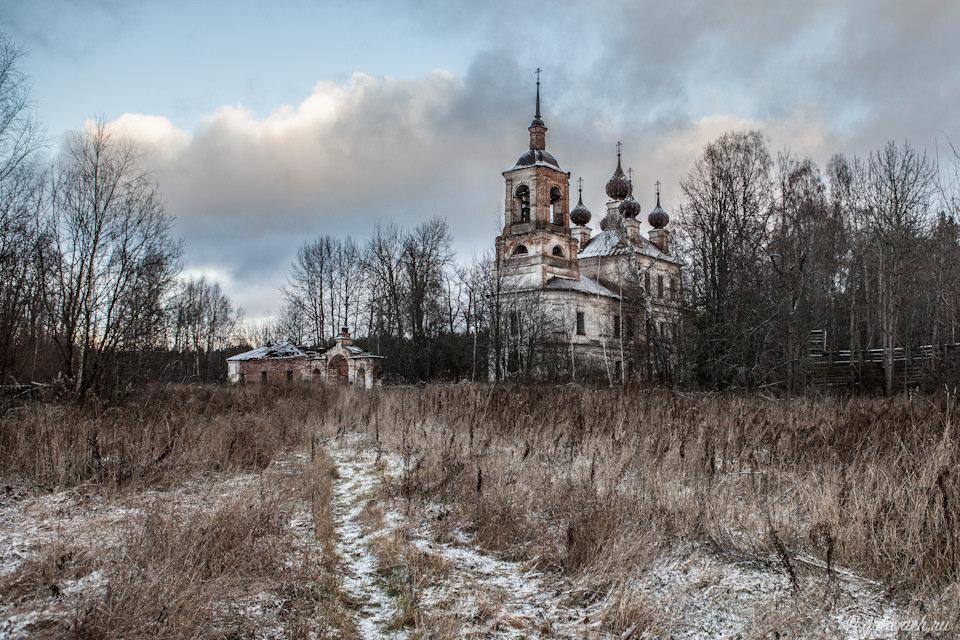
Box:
[227,341,313,361]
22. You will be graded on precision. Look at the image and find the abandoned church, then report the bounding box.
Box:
[491,77,683,382]
[227,328,383,388]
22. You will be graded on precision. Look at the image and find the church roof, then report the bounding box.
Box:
[579,230,679,263]
[544,275,621,299]
[511,149,562,171]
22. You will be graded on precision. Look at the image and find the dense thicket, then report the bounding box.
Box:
[678,131,960,392]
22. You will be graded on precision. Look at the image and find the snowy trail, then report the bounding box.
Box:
[326,437,916,639]
[409,533,608,639]
[328,437,610,639]
[328,443,406,640]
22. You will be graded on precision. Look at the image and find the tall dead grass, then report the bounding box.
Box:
[0,384,357,639]
[317,385,960,621]
[0,383,326,490]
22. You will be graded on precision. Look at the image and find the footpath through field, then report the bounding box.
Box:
[325,433,915,640]
[327,437,607,639]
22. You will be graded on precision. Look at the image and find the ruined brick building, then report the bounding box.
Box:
[491,78,683,382]
[227,328,383,388]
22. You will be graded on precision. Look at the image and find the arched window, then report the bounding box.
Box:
[550,186,562,223]
[515,184,531,222]
[551,246,564,257]
[512,244,528,256]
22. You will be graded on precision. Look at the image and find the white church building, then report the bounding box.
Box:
[490,78,683,382]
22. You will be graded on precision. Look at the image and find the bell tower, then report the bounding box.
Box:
[496,70,580,286]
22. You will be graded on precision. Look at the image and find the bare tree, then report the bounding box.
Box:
[0,37,44,382]
[678,130,774,388]
[41,122,181,397]
[402,217,453,339]
[363,223,406,337]
[283,236,333,347]
[171,276,237,378]
[860,140,934,394]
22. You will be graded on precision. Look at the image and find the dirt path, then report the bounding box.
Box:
[327,437,610,639]
[326,435,913,640]
[328,443,406,639]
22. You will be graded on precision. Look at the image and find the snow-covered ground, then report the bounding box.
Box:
[328,442,407,639]
[0,432,930,639]
[330,436,917,640]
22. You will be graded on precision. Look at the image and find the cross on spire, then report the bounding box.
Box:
[616,141,622,157]
[655,180,662,206]
[534,68,542,119]
[628,167,634,183]
[577,177,583,194]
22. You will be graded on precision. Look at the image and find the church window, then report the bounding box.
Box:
[512,244,528,256]
[515,184,531,222]
[657,275,664,298]
[576,311,585,335]
[613,314,621,338]
[626,315,635,339]
[261,371,267,384]
[644,271,651,294]
[552,246,564,257]
[670,277,678,299]
[550,186,563,224]
[509,310,521,336]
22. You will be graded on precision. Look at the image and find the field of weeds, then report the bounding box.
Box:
[2,383,958,638]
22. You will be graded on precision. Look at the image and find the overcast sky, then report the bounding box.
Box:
[3,0,959,321]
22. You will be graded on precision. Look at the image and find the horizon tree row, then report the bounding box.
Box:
[679,131,960,393]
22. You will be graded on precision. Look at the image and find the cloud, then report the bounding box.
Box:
[98,0,960,320]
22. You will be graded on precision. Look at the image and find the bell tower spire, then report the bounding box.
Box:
[497,69,577,286]
[529,68,547,150]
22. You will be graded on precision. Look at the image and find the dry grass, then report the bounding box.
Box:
[319,385,960,632]
[0,384,358,639]
[5,382,960,636]
[0,383,326,491]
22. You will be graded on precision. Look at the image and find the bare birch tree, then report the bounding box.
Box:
[41,122,181,397]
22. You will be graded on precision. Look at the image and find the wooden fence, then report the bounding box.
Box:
[807,329,960,392]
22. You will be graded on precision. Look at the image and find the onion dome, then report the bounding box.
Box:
[619,195,641,219]
[599,209,620,231]
[648,184,670,229]
[570,179,592,226]
[605,143,631,200]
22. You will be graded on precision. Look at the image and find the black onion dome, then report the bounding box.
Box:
[570,193,592,226]
[619,195,641,219]
[605,156,631,200]
[648,194,670,229]
[514,149,561,170]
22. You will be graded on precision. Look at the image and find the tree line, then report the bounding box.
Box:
[272,220,496,382]
[679,130,960,393]
[0,39,239,397]
[5,33,960,395]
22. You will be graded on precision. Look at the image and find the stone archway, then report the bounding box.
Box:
[356,367,366,389]
[328,354,348,385]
